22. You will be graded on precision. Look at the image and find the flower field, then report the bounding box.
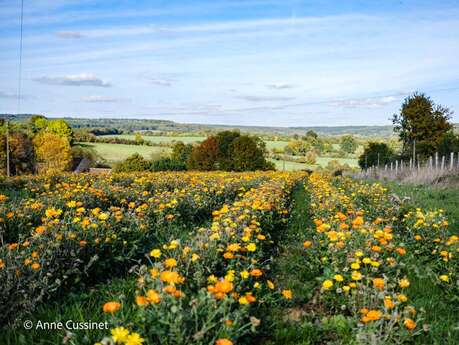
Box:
[0,171,457,344]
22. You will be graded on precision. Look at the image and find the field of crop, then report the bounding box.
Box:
[80,142,172,163]
[0,172,457,344]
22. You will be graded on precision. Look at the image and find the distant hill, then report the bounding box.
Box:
[2,113,457,138]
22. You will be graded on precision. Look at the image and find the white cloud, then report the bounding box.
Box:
[235,95,295,102]
[81,96,126,103]
[56,31,83,39]
[149,79,173,87]
[266,83,297,90]
[33,74,111,87]
[330,95,399,108]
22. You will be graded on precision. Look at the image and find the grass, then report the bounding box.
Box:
[106,134,290,150]
[79,142,171,164]
[0,277,137,345]
[381,181,459,234]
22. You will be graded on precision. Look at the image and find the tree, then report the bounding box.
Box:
[33,131,72,173]
[186,132,273,171]
[304,130,318,140]
[229,136,273,171]
[0,130,35,175]
[114,153,150,173]
[340,135,358,154]
[134,133,144,144]
[358,142,394,169]
[29,115,48,134]
[437,131,459,157]
[187,136,220,170]
[284,140,311,156]
[171,141,193,163]
[215,131,241,170]
[47,119,74,143]
[392,93,453,158]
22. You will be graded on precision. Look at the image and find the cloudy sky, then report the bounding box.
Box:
[1,0,458,126]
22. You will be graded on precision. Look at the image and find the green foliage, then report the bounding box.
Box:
[284,140,312,156]
[358,142,395,169]
[114,153,150,172]
[150,157,187,171]
[171,141,193,163]
[229,136,274,171]
[437,131,459,156]
[393,93,453,157]
[339,135,357,154]
[187,131,273,171]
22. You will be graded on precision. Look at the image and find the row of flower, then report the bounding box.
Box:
[0,172,273,325]
[95,172,306,345]
[300,173,457,343]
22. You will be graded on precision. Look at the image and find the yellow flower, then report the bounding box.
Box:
[164,258,177,268]
[191,253,200,262]
[351,271,362,281]
[334,274,344,282]
[240,270,249,279]
[239,296,249,305]
[322,280,334,289]
[150,249,161,258]
[397,294,408,302]
[399,278,410,288]
[267,280,275,289]
[439,274,449,282]
[111,327,129,343]
[125,332,144,345]
[246,243,257,252]
[98,213,109,221]
[350,262,360,270]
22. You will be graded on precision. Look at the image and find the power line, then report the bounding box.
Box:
[6,0,24,177]
[17,0,24,114]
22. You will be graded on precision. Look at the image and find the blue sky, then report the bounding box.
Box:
[1,0,458,126]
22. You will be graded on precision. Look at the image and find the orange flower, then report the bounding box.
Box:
[404,318,417,330]
[303,240,312,248]
[361,310,382,323]
[216,339,233,345]
[103,301,121,313]
[250,269,263,277]
[146,289,161,304]
[282,289,293,299]
[215,279,234,293]
[136,295,149,306]
[372,278,385,290]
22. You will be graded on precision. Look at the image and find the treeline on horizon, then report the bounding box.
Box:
[1,113,428,138]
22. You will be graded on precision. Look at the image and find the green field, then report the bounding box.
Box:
[82,141,358,170]
[80,142,171,163]
[104,134,290,151]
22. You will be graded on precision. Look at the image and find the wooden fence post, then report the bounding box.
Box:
[441,155,445,170]
[435,152,438,169]
[451,152,454,170]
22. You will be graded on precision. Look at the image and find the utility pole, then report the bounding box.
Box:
[6,119,10,177]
